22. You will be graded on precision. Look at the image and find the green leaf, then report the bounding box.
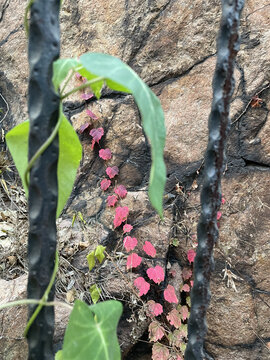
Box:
[79,53,166,217]
[61,300,122,360]
[5,109,82,217]
[89,284,101,304]
[55,350,63,360]
[5,121,29,194]
[57,109,82,216]
[87,251,95,271]
[95,245,106,264]
[53,58,80,91]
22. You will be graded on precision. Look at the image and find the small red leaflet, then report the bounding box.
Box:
[114,185,127,199]
[181,284,190,292]
[81,93,94,100]
[106,166,119,179]
[123,236,138,251]
[113,206,129,228]
[79,122,91,134]
[164,285,178,304]
[134,277,150,296]
[147,300,163,317]
[90,128,104,149]
[166,309,181,328]
[99,148,112,160]
[107,195,118,207]
[126,253,142,269]
[143,241,156,257]
[100,179,111,191]
[146,266,165,284]
[182,267,192,281]
[123,224,133,233]
[187,249,196,264]
[86,108,98,119]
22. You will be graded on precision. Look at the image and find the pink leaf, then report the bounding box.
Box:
[181,284,190,292]
[146,266,165,284]
[164,285,178,304]
[99,148,112,160]
[187,249,196,264]
[106,166,119,179]
[79,122,91,134]
[90,128,104,149]
[100,179,111,191]
[134,277,150,296]
[123,236,138,251]
[166,309,181,328]
[152,343,169,360]
[147,300,163,317]
[149,321,165,342]
[114,185,127,199]
[107,195,118,207]
[123,224,133,233]
[182,268,192,281]
[81,93,94,100]
[113,206,129,228]
[181,305,189,321]
[143,241,156,257]
[190,280,194,288]
[86,108,98,118]
[126,253,142,269]
[221,197,226,204]
[217,211,222,220]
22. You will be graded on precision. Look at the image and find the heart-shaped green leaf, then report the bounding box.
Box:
[61,300,122,360]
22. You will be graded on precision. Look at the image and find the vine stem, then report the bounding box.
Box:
[23,251,59,337]
[0,299,72,312]
[60,77,104,100]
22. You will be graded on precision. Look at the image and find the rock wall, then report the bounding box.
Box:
[0,0,270,359]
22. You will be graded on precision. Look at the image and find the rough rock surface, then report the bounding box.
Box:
[1,0,270,359]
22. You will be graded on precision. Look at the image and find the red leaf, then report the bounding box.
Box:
[166,309,181,328]
[181,305,189,321]
[181,284,190,292]
[143,241,156,257]
[81,93,94,100]
[217,211,222,220]
[147,300,163,317]
[149,321,165,342]
[106,166,119,179]
[79,122,91,134]
[107,195,118,207]
[99,148,112,160]
[152,343,169,360]
[113,206,129,228]
[164,285,178,304]
[147,266,165,284]
[187,249,196,264]
[126,253,142,269]
[114,185,127,199]
[182,268,192,281]
[90,128,104,149]
[86,108,98,119]
[123,236,138,251]
[134,276,150,296]
[100,179,111,191]
[123,224,133,233]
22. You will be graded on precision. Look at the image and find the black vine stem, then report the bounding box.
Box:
[185,1,244,359]
[27,1,60,359]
